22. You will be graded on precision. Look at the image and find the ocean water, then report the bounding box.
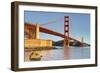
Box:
[25,47,90,61]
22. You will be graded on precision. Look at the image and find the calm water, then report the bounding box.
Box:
[25,47,90,61]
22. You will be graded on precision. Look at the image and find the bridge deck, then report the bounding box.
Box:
[25,23,82,43]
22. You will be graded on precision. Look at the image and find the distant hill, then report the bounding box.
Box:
[53,40,90,47]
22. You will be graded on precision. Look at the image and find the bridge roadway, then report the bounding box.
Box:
[25,23,82,44]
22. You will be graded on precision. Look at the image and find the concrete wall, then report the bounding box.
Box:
[25,39,52,48]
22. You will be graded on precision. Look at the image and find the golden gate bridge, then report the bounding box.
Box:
[24,16,85,49]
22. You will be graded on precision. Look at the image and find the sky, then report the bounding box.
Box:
[24,11,90,44]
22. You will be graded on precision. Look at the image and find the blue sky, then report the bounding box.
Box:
[24,11,90,44]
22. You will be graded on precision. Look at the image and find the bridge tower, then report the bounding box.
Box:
[35,24,40,39]
[64,16,70,48]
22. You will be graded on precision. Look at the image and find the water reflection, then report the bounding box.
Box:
[64,47,70,60]
[24,47,90,61]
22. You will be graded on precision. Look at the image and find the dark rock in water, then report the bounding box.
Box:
[29,52,42,61]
